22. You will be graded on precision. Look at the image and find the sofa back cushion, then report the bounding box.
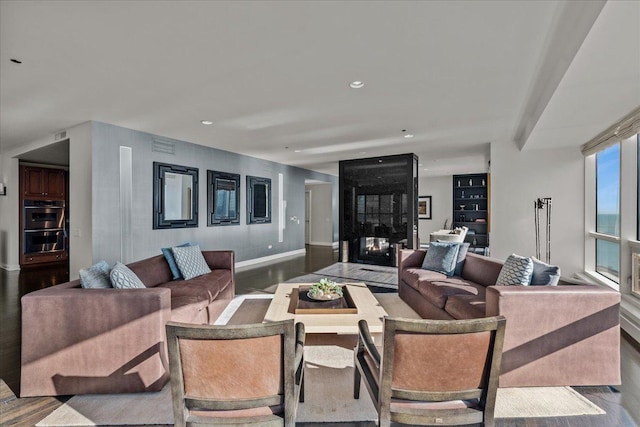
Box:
[461,253,504,287]
[127,255,174,287]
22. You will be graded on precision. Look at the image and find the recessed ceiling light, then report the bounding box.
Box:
[200,120,213,125]
[404,134,414,139]
[418,163,423,166]
[294,150,302,153]
[349,81,364,89]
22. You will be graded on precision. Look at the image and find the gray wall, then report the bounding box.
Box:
[91,122,337,265]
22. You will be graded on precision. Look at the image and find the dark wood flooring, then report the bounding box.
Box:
[1,246,638,426]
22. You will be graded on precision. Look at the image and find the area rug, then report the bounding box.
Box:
[37,294,605,426]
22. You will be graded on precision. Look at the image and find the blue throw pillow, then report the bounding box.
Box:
[422,242,461,277]
[454,242,470,277]
[161,242,193,280]
[496,254,534,286]
[530,257,561,286]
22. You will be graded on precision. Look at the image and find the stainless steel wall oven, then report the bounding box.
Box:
[22,200,66,254]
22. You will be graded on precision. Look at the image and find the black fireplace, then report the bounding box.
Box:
[339,153,418,266]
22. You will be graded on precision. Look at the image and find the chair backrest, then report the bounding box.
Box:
[379,316,506,426]
[166,319,298,427]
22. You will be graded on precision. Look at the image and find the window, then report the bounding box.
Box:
[595,143,620,282]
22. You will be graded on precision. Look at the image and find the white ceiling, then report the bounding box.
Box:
[1,1,638,176]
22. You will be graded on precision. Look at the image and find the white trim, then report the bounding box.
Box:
[308,241,335,247]
[628,240,640,252]
[584,270,620,291]
[332,241,339,249]
[235,249,306,270]
[0,263,20,271]
[588,231,620,244]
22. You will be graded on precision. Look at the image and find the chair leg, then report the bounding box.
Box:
[299,373,305,403]
[354,364,361,399]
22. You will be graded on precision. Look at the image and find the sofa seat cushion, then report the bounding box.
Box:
[402,268,447,291]
[417,278,486,309]
[170,296,210,324]
[157,270,233,304]
[444,295,486,320]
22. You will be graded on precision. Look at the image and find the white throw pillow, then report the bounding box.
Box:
[172,244,211,280]
[496,254,534,286]
[110,262,146,289]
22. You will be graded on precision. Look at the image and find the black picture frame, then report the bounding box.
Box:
[247,175,271,224]
[207,170,240,226]
[153,162,199,229]
[418,195,432,220]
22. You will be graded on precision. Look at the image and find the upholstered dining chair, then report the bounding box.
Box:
[354,316,506,427]
[166,319,305,427]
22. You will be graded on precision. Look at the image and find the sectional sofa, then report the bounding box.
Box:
[20,250,234,397]
[399,249,621,387]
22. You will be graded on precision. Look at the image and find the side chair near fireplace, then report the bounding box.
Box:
[354,316,506,427]
[165,319,305,427]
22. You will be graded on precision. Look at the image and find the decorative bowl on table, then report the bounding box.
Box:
[307,279,344,301]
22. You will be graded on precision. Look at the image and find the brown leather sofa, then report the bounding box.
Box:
[20,250,235,397]
[399,249,621,387]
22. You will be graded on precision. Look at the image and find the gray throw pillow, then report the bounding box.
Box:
[110,262,146,289]
[421,242,460,277]
[79,261,112,288]
[496,254,534,286]
[530,257,561,286]
[161,242,194,280]
[172,244,212,280]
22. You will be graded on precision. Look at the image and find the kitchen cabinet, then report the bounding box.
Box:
[22,166,66,200]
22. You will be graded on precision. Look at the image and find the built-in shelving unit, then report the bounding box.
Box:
[453,173,489,254]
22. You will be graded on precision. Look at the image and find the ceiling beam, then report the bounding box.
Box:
[513,0,606,150]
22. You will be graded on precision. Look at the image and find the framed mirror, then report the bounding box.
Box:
[207,170,240,226]
[153,162,199,229]
[247,176,271,224]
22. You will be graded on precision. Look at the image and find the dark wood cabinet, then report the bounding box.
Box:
[453,173,490,254]
[19,165,68,268]
[22,166,66,200]
[21,251,67,266]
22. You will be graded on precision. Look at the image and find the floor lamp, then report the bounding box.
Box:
[534,197,552,263]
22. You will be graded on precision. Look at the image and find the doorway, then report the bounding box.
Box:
[304,181,334,247]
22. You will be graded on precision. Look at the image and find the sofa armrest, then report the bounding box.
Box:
[21,287,172,396]
[399,249,426,270]
[485,285,620,387]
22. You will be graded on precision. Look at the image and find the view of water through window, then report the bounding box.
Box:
[596,143,620,282]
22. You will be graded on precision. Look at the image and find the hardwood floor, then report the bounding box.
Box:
[1,247,638,426]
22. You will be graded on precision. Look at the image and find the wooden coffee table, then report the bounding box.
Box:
[263,282,388,335]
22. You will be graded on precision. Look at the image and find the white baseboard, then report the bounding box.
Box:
[309,241,336,247]
[0,263,20,271]
[235,249,307,270]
